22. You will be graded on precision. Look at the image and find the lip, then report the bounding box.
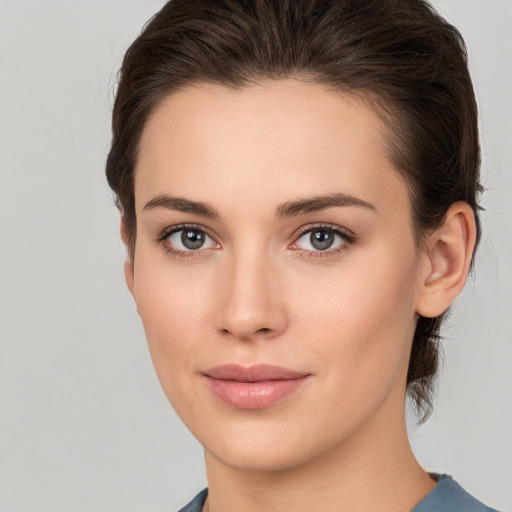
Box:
[203,364,312,410]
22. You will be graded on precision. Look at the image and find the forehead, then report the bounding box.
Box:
[135,79,409,218]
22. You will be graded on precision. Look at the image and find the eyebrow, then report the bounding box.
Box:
[143,195,220,218]
[142,192,375,219]
[275,192,376,219]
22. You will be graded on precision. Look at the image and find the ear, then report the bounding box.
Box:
[416,202,477,318]
[124,260,135,297]
[120,218,135,297]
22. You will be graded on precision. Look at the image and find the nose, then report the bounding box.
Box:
[215,249,288,341]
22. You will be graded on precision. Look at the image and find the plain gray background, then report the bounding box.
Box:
[0,1,511,511]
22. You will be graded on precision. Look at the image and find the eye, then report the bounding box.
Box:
[291,226,354,253]
[161,226,219,253]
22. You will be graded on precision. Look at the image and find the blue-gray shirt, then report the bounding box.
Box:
[177,475,499,511]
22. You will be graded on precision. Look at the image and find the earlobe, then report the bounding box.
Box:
[416,202,477,318]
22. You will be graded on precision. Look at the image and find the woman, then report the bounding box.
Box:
[105,0,499,510]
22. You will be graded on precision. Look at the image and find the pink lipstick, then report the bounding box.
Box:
[203,364,311,409]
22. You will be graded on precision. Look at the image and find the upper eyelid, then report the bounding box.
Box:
[158,225,220,256]
[158,223,217,241]
[157,222,355,248]
[291,223,355,240]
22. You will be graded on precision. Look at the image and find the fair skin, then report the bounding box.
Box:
[123,79,476,512]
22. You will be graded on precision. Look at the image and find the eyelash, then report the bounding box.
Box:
[290,223,357,258]
[157,224,218,259]
[156,223,358,259]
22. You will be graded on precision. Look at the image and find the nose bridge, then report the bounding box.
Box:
[216,242,286,340]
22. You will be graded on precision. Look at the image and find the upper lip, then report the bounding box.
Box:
[204,364,310,382]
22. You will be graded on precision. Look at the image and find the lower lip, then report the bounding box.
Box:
[204,376,310,409]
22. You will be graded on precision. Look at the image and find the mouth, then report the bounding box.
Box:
[202,364,312,410]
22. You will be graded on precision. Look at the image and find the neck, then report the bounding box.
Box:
[203,395,435,512]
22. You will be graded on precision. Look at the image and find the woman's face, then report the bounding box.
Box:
[127,80,427,471]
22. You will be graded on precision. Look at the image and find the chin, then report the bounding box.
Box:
[210,443,308,473]
[201,419,330,473]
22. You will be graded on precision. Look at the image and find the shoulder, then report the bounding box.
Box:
[412,474,500,512]
[177,488,208,512]
[178,478,500,512]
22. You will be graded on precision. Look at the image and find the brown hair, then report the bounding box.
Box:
[106,0,482,420]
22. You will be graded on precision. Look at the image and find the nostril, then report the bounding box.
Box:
[220,326,273,339]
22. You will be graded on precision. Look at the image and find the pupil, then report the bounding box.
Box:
[310,230,334,250]
[182,230,205,250]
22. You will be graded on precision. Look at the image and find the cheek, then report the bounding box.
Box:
[132,231,420,428]
[291,247,419,398]
[132,254,214,401]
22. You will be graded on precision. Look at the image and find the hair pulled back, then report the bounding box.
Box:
[106,0,482,420]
